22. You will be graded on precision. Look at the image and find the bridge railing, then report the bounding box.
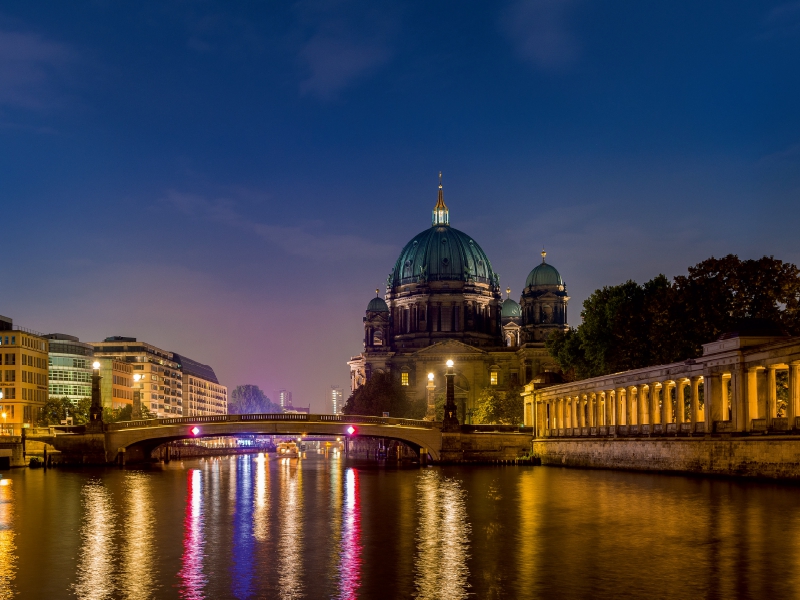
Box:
[105,413,438,431]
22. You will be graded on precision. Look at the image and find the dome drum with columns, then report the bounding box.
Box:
[348,175,570,421]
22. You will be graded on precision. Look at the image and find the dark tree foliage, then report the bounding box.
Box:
[39,397,92,425]
[342,372,425,418]
[472,384,524,425]
[547,255,800,381]
[228,385,281,414]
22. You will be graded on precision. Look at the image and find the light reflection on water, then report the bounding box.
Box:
[179,469,206,599]
[413,469,471,600]
[9,455,800,598]
[121,472,156,600]
[73,480,117,600]
[278,458,304,600]
[0,481,16,600]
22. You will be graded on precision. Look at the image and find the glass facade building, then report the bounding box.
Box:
[46,334,94,405]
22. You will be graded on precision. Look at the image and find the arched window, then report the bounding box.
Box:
[373,330,383,346]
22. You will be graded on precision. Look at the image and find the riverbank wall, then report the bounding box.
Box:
[533,436,800,479]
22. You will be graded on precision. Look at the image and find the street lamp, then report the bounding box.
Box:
[442,359,459,431]
[425,372,436,421]
[1,411,6,436]
[132,373,142,419]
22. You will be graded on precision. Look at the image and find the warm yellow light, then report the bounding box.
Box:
[1,413,5,419]
[133,373,141,382]
[446,360,454,368]
[428,373,434,381]
[92,361,101,370]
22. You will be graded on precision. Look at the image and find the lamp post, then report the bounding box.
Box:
[425,372,436,421]
[442,359,460,432]
[132,373,142,419]
[0,390,4,435]
[87,361,104,433]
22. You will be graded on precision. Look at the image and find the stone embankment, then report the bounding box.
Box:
[533,436,800,479]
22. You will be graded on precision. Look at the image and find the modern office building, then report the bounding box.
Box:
[330,386,344,414]
[91,337,182,418]
[172,352,227,416]
[1,315,49,434]
[96,357,133,409]
[46,333,94,406]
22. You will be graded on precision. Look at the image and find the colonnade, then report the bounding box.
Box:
[524,335,800,437]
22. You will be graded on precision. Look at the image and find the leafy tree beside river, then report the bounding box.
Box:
[547,254,800,381]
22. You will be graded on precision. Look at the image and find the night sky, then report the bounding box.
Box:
[2,2,799,411]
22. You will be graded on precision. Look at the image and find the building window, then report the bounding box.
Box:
[490,371,498,386]
[401,372,409,386]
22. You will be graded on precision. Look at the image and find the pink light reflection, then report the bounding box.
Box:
[338,468,362,599]
[179,469,206,599]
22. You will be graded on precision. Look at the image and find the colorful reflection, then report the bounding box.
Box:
[278,458,304,600]
[413,470,471,600]
[337,468,362,599]
[0,480,16,599]
[179,469,206,599]
[122,472,156,600]
[73,480,117,600]
[231,455,255,598]
[253,453,269,542]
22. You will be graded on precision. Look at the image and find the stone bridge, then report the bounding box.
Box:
[44,414,442,464]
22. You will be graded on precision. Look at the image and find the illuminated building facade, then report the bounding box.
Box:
[330,386,343,414]
[91,337,182,417]
[97,357,133,409]
[1,315,49,434]
[46,333,94,405]
[173,352,228,416]
[277,389,293,410]
[348,175,569,421]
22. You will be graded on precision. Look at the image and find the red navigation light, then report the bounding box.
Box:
[347,426,356,435]
[191,426,200,436]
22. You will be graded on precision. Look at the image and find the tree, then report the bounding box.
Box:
[472,385,524,425]
[343,372,424,418]
[39,397,91,426]
[547,255,800,381]
[228,385,281,414]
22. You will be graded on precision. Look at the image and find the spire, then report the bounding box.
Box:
[375,288,380,297]
[506,287,511,299]
[432,171,449,226]
[541,247,547,263]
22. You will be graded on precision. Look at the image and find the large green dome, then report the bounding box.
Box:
[390,226,497,287]
[367,296,389,312]
[525,262,564,287]
[501,298,521,318]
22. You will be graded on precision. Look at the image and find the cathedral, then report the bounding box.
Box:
[348,175,570,422]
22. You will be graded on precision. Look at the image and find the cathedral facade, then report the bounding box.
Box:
[348,175,570,422]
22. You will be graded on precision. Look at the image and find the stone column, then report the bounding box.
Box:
[789,362,800,431]
[676,380,686,425]
[625,386,634,425]
[767,366,777,426]
[605,390,613,426]
[690,376,702,425]
[743,366,758,432]
[559,398,565,429]
[661,382,672,424]
[650,384,659,425]
[721,374,730,421]
[638,387,647,425]
[757,367,768,420]
[706,373,722,433]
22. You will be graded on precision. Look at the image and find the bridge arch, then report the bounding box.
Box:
[103,415,443,464]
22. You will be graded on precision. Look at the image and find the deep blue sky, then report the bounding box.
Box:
[2,1,799,410]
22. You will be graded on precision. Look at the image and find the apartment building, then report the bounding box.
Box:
[172,352,227,416]
[1,315,49,434]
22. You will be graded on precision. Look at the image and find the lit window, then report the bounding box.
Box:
[401,372,409,386]
[490,371,498,386]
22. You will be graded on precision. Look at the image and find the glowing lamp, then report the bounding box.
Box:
[347,426,355,435]
[133,374,141,382]
[92,361,101,370]
[428,373,434,381]
[191,426,200,436]
[446,360,454,368]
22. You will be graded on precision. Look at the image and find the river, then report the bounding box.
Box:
[1,452,799,599]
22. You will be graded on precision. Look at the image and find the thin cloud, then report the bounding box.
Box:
[0,29,74,110]
[166,190,396,262]
[500,0,580,70]
[294,1,399,98]
[757,2,800,39]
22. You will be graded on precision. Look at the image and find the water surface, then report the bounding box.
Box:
[2,453,799,599]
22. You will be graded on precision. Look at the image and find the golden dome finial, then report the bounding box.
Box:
[541,247,547,263]
[432,172,449,226]
[375,288,380,297]
[506,287,511,298]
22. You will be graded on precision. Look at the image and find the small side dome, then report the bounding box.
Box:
[525,249,564,288]
[367,290,389,312]
[501,298,521,318]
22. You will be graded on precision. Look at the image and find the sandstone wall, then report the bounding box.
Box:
[533,436,800,479]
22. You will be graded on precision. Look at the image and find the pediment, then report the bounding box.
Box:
[411,339,488,357]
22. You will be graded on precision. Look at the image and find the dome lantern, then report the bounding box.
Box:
[432,172,449,227]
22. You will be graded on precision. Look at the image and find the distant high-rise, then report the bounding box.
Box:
[330,386,343,414]
[277,389,293,410]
